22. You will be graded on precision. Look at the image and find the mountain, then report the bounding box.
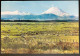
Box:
[1,10,32,15]
[1,14,59,20]
[1,7,78,21]
[42,7,69,16]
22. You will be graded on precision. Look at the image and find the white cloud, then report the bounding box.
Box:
[75,15,79,17]
[1,10,31,15]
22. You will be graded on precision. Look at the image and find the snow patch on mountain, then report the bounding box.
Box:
[1,10,31,15]
[42,7,69,16]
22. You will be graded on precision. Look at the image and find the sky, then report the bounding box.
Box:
[1,1,79,16]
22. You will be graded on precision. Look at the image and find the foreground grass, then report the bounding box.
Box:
[1,22,79,54]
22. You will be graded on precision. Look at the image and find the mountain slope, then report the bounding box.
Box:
[42,7,69,16]
[1,14,78,20]
[1,14,60,20]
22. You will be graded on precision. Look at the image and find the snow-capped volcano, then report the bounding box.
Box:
[42,7,69,16]
[1,10,32,15]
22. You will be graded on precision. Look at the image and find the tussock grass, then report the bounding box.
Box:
[1,22,79,54]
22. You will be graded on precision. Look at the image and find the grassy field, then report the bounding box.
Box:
[1,22,79,54]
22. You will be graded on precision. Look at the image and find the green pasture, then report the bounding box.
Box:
[1,22,79,42]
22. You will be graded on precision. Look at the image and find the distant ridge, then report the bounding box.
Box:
[1,7,78,21]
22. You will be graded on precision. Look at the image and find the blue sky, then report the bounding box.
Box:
[1,1,79,16]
